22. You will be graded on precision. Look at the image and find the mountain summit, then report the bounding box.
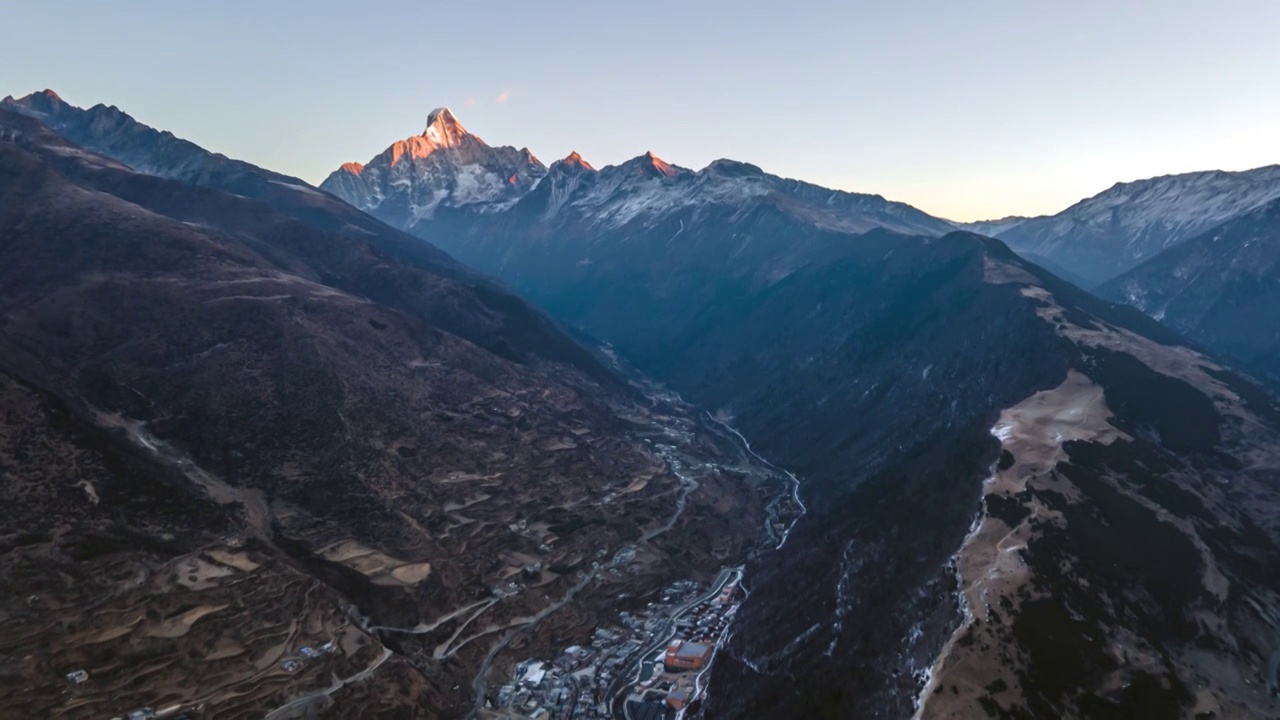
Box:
[418,106,470,149]
[319,107,545,227]
[626,150,680,177]
[424,105,460,131]
[559,150,595,171]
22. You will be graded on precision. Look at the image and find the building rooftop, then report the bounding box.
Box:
[675,641,710,659]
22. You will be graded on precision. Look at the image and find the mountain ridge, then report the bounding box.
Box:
[996,164,1280,285]
[0,90,627,384]
[1097,195,1280,389]
[316,108,957,244]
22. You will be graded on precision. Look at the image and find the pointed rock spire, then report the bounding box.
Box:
[619,151,678,178]
[423,107,468,146]
[560,151,596,171]
[646,152,677,176]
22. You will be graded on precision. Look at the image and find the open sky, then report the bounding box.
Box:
[4,0,1280,220]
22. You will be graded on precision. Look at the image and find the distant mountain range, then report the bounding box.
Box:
[957,168,1280,387]
[980,166,1280,286]
[6,90,1280,720]
[950,215,1030,237]
[1097,197,1280,387]
[320,107,956,244]
[319,107,1280,299]
[318,110,1280,397]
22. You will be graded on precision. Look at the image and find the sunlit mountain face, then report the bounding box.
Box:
[319,107,546,229]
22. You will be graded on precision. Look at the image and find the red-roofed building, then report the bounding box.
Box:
[664,640,712,671]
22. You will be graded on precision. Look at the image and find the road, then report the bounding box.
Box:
[262,646,394,720]
[642,445,700,542]
[368,597,495,635]
[434,599,502,658]
[465,569,599,719]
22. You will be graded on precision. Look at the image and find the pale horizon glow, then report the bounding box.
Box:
[3,1,1279,221]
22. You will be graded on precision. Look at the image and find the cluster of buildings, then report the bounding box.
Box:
[280,639,337,673]
[486,574,742,720]
[490,620,654,719]
[494,658,584,719]
[627,581,738,718]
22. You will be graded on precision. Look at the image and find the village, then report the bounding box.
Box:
[482,569,742,720]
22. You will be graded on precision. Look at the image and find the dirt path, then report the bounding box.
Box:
[368,597,496,635]
[261,646,394,720]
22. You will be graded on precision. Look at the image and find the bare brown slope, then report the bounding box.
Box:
[0,111,770,718]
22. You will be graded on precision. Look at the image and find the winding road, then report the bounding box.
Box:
[262,646,394,720]
[464,569,599,719]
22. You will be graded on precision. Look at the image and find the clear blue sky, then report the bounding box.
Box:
[4,0,1279,220]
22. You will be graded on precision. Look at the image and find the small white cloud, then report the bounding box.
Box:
[495,90,511,104]
[465,96,477,107]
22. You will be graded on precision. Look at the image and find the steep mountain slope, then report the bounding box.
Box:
[5,89,323,203]
[687,240,1280,719]
[414,153,954,368]
[1012,251,1095,289]
[319,107,545,228]
[0,90,618,381]
[2,90,471,271]
[413,157,1280,716]
[0,108,775,718]
[996,165,1280,286]
[1097,197,1280,389]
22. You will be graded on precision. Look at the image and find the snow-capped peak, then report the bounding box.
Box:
[320,105,547,228]
[423,106,468,147]
[998,163,1280,284]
